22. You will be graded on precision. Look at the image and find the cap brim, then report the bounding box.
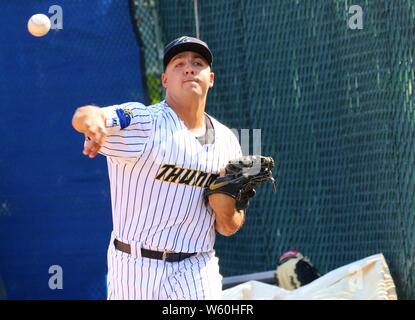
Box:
[164,42,212,69]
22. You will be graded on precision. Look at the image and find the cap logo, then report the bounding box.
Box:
[177,36,189,44]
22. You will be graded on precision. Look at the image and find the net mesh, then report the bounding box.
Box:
[132,0,415,299]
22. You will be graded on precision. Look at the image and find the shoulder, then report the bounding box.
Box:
[207,113,242,158]
[207,113,239,141]
[146,101,165,114]
[146,101,175,121]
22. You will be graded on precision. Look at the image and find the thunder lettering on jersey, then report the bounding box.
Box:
[98,101,242,254]
[155,164,218,188]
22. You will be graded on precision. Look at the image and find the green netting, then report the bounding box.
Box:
[132,0,415,299]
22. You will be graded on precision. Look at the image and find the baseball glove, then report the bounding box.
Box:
[205,155,276,211]
[275,251,320,290]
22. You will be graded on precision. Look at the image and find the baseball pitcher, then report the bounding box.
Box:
[72,36,275,300]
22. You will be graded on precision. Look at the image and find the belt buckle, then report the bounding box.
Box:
[162,249,174,262]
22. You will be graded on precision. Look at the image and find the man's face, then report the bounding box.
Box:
[162,51,214,100]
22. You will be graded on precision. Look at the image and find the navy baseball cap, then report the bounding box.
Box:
[163,36,213,69]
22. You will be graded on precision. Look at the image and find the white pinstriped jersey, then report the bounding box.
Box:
[99,100,242,254]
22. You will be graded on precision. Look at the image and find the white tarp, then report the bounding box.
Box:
[222,253,397,300]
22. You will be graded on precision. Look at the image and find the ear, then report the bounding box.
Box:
[209,71,215,88]
[161,73,168,89]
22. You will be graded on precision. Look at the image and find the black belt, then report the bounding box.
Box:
[114,239,196,262]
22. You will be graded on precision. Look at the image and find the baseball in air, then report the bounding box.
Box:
[27,14,51,37]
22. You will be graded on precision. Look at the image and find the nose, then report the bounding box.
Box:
[183,62,195,75]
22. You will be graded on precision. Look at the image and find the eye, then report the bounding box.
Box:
[175,62,184,68]
[193,60,203,66]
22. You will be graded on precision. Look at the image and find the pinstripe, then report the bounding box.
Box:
[132,255,137,300]
[143,260,150,300]
[145,259,154,299]
[139,255,145,299]
[107,134,149,139]
[187,146,214,252]
[198,254,210,299]
[181,264,193,299]
[181,190,204,253]
[105,140,147,146]
[134,114,168,240]
[123,128,152,132]
[120,254,125,299]
[150,112,182,248]
[130,106,147,111]
[200,146,223,250]
[173,272,186,299]
[122,159,144,239]
[146,108,179,247]
[138,113,169,242]
[115,252,119,299]
[163,262,174,299]
[125,115,159,240]
[144,111,177,240]
[121,161,138,237]
[201,254,211,299]
[132,121,151,125]
[156,259,169,299]
[114,162,118,234]
[170,119,203,250]
[186,257,203,300]
[111,249,115,299]
[101,145,144,153]
[125,256,129,299]
[185,257,200,299]
[166,274,177,300]
[118,163,126,236]
[132,116,151,121]
[130,111,162,239]
[157,108,193,250]
[108,157,116,219]
[112,241,116,299]
[107,249,112,299]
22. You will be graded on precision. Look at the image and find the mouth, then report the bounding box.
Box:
[183,79,199,84]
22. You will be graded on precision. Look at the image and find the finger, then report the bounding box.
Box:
[89,126,107,146]
[88,141,101,158]
[86,134,100,148]
[83,139,99,157]
[83,140,93,155]
[96,125,107,146]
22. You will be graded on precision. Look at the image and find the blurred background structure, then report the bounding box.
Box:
[0,0,414,299]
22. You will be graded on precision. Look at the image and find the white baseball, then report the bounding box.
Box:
[27,14,51,37]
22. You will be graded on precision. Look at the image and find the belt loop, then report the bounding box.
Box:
[162,249,174,262]
[162,251,168,262]
[130,241,142,258]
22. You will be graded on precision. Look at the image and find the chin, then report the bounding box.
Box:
[183,87,203,96]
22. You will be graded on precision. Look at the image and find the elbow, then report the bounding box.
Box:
[214,210,244,237]
[215,223,239,237]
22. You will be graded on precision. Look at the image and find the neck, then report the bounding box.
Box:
[166,95,206,129]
